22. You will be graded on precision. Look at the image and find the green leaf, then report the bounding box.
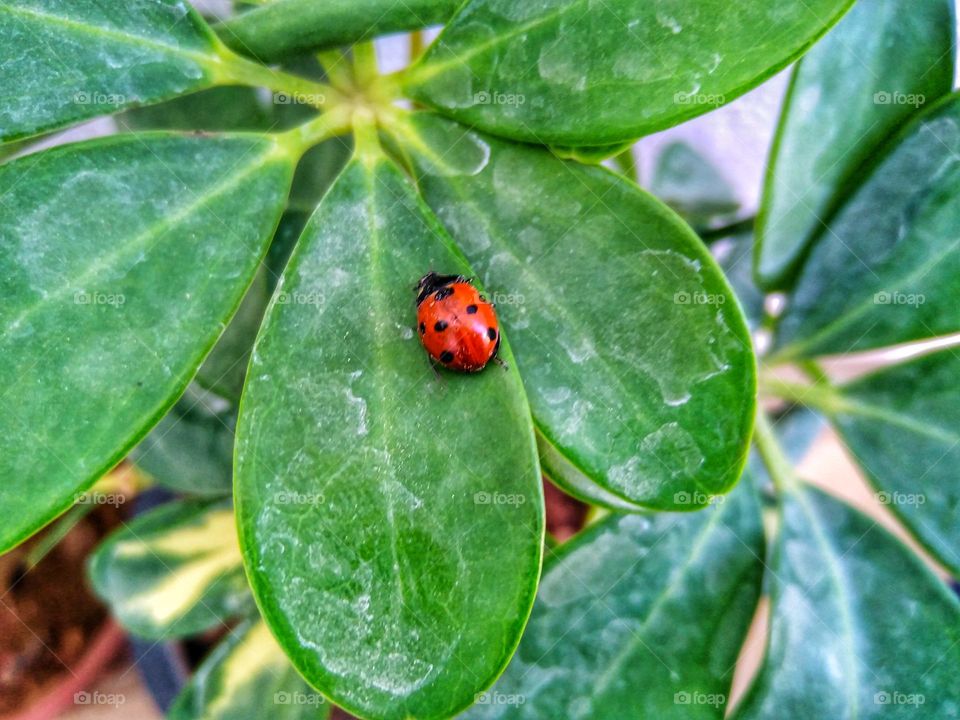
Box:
[405,0,854,145]
[216,0,462,62]
[821,350,960,576]
[774,94,960,358]
[734,484,960,719]
[463,477,764,719]
[88,499,253,638]
[119,86,274,132]
[550,141,634,165]
[0,0,227,142]
[651,142,740,230]
[755,0,955,288]
[170,619,332,720]
[234,152,544,720]
[130,384,236,497]
[0,132,296,553]
[195,267,269,401]
[392,113,756,510]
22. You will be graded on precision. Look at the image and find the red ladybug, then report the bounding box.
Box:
[415,272,501,373]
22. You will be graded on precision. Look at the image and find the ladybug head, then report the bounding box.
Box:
[415,272,468,306]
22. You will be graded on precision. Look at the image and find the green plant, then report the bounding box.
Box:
[2,0,959,718]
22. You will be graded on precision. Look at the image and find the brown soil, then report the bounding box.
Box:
[0,503,124,717]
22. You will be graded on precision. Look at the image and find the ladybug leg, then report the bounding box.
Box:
[428,357,445,382]
[492,336,508,371]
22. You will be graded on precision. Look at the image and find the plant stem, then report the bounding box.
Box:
[276,105,354,158]
[760,376,847,414]
[410,30,425,63]
[352,107,383,163]
[317,49,354,91]
[352,42,379,87]
[752,410,797,494]
[215,51,340,108]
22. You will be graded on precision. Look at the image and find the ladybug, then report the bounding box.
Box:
[415,272,501,373]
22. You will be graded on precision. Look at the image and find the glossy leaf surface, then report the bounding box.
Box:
[217,0,462,61]
[0,133,295,552]
[735,485,960,719]
[755,0,955,287]
[88,499,252,638]
[828,350,960,575]
[775,94,960,358]
[0,0,224,142]
[234,153,544,720]
[169,619,331,720]
[396,113,756,510]
[130,384,236,497]
[406,0,854,145]
[464,478,764,719]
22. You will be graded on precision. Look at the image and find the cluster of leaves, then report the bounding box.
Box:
[1,0,959,718]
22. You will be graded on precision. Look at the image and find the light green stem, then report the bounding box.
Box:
[752,410,797,494]
[215,50,340,108]
[760,376,848,414]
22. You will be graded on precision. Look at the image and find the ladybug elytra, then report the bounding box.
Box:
[415,272,501,373]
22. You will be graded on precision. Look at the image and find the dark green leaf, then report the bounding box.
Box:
[119,85,274,132]
[734,484,960,719]
[0,0,225,142]
[0,133,296,552]
[217,0,462,62]
[88,499,253,638]
[393,113,756,510]
[234,152,544,720]
[755,0,955,288]
[130,384,236,497]
[821,350,960,575]
[170,619,332,720]
[405,0,854,145]
[463,477,764,719]
[651,142,740,230]
[195,267,269,401]
[774,94,960,358]
[714,232,764,331]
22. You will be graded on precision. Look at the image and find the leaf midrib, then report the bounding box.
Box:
[836,396,960,447]
[592,501,732,696]
[790,488,861,718]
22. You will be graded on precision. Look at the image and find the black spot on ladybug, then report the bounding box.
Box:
[435,286,454,301]
[487,327,497,341]
[419,322,426,335]
[440,350,455,364]
[466,304,478,314]
[434,320,448,332]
